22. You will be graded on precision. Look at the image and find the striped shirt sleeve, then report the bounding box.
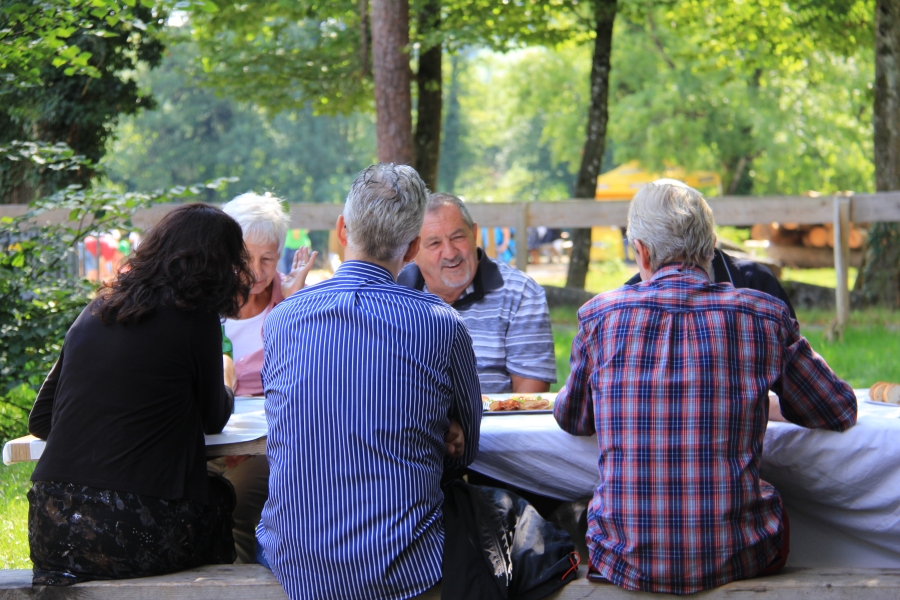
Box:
[446,319,483,469]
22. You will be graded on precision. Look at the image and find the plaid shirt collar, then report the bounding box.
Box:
[649,263,711,285]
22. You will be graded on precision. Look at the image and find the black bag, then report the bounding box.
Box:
[441,480,580,600]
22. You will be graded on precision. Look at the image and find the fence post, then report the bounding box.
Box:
[833,195,851,330]
[516,203,529,271]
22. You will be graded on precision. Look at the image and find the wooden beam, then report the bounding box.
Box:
[707,197,833,226]
[527,200,630,228]
[848,192,900,223]
[515,203,529,270]
[4,193,900,234]
[6,566,900,599]
[834,196,852,329]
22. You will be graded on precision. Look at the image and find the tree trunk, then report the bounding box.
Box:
[413,0,442,192]
[566,0,617,289]
[860,0,900,306]
[370,0,414,165]
[439,54,465,192]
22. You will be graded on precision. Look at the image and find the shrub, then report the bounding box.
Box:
[0,142,236,444]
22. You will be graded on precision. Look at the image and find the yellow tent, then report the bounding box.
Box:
[591,161,722,260]
[595,160,722,200]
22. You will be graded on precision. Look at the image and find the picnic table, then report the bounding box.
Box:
[5,391,897,570]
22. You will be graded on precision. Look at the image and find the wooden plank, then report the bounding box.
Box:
[467,203,524,227]
[0,565,289,599]
[527,200,630,228]
[834,197,852,328]
[515,203,529,270]
[6,566,900,599]
[206,437,266,458]
[287,203,343,230]
[6,194,900,232]
[2,436,43,465]
[707,197,834,226]
[7,436,37,463]
[849,192,900,223]
[4,435,267,465]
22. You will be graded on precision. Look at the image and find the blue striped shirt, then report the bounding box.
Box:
[257,261,482,600]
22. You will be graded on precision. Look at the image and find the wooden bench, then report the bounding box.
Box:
[4,565,900,599]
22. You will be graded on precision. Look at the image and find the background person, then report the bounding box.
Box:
[257,164,482,600]
[398,193,556,394]
[554,180,857,594]
[215,192,316,564]
[27,203,254,585]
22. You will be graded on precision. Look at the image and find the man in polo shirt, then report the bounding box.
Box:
[398,193,556,393]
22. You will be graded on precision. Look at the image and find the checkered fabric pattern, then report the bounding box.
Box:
[554,264,856,594]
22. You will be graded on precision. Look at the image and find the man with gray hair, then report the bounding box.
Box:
[258,164,482,600]
[554,180,857,594]
[398,193,556,393]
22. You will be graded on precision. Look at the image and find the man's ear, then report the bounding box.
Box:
[472,222,479,244]
[403,236,421,263]
[336,215,349,248]
[634,239,652,273]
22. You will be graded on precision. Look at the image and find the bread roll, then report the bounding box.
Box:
[886,384,900,405]
[870,382,889,402]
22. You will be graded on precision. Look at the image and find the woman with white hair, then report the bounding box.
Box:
[216,191,316,564]
[222,192,316,396]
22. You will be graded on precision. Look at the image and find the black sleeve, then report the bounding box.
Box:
[625,272,641,286]
[741,263,797,319]
[194,313,233,435]
[29,348,65,440]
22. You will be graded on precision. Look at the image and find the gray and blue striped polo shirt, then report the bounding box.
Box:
[399,249,557,393]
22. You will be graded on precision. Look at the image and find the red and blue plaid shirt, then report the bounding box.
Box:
[554,264,856,594]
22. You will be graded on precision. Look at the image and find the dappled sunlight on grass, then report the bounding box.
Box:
[782,267,858,290]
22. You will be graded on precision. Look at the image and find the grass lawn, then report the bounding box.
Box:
[0,462,33,568]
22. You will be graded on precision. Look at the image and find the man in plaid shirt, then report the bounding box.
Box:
[554,180,857,594]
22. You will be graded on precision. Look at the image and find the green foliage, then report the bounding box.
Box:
[103,37,376,203]
[608,4,875,195]
[187,0,575,117]
[1,0,168,203]
[436,2,875,201]
[0,0,220,88]
[0,143,236,443]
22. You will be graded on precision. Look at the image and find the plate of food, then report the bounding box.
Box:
[865,382,900,406]
[482,392,556,415]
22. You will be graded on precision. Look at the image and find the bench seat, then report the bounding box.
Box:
[4,565,900,599]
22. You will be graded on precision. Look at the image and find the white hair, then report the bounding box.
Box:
[626,179,716,273]
[343,163,428,262]
[222,192,290,253]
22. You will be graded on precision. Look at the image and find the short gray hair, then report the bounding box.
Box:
[426,193,474,230]
[222,192,290,253]
[343,163,428,262]
[626,179,716,273]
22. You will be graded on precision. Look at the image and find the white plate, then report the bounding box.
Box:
[482,392,557,416]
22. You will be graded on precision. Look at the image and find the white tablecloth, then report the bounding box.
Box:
[470,390,900,568]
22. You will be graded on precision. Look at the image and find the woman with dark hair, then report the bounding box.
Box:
[27,203,255,586]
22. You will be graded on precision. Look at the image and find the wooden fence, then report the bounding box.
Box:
[4,192,900,327]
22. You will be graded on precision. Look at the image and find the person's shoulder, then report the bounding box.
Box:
[576,284,638,321]
[493,260,546,299]
[729,285,791,318]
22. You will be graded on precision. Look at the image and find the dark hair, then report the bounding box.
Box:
[94,203,254,324]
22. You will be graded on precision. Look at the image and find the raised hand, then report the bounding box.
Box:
[281,247,318,299]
